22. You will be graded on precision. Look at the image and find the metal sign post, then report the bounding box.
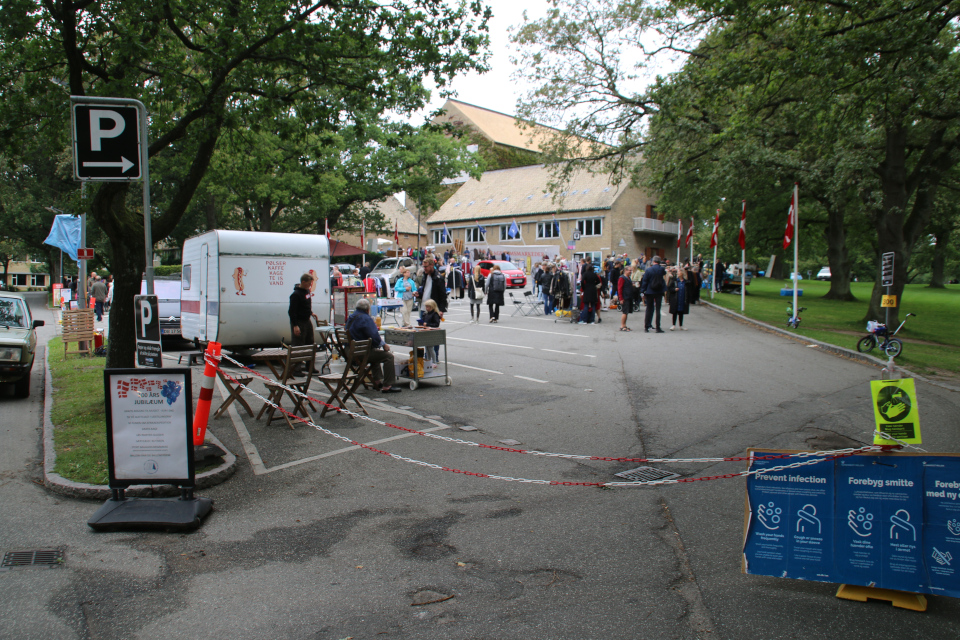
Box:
[881,252,895,329]
[70,96,154,295]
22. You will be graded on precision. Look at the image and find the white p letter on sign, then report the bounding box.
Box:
[89,110,125,151]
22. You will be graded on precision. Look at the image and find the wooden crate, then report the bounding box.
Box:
[61,309,95,357]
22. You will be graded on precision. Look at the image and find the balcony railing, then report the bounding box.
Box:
[633,217,679,235]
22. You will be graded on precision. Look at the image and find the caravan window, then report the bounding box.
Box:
[182,265,192,290]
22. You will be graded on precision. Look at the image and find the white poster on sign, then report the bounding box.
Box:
[109,373,190,480]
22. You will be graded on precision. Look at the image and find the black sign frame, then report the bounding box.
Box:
[71,103,142,181]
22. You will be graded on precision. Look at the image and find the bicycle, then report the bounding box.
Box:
[857,313,915,358]
[786,305,807,329]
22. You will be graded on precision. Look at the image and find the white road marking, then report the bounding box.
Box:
[514,375,548,384]
[448,337,534,349]
[262,425,451,473]
[541,348,596,358]
[215,375,268,475]
[448,362,503,374]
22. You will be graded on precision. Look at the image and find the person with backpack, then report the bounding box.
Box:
[640,255,667,333]
[484,264,506,322]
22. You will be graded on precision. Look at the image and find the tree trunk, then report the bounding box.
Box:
[205,194,218,231]
[823,204,855,300]
[92,183,144,369]
[258,199,272,232]
[928,228,948,288]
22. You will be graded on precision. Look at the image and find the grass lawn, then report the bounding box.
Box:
[47,337,110,485]
[706,279,960,379]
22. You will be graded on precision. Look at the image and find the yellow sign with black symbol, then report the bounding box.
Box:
[871,378,921,445]
[881,295,897,308]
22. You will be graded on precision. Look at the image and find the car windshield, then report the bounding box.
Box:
[373,259,397,271]
[0,298,27,328]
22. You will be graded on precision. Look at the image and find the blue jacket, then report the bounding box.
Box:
[640,264,667,296]
[346,311,384,349]
[394,276,417,298]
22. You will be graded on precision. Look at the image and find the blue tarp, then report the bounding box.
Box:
[43,215,81,261]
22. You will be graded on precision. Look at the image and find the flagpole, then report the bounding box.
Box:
[793,183,799,321]
[676,219,681,266]
[711,208,719,300]
[711,240,718,300]
[741,201,746,312]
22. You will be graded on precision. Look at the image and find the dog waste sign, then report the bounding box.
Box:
[871,378,921,445]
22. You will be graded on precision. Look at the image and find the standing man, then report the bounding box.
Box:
[640,255,667,333]
[415,258,448,320]
[358,261,372,280]
[90,275,108,321]
[289,273,320,347]
[714,258,725,292]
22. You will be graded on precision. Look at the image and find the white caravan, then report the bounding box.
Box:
[180,230,331,349]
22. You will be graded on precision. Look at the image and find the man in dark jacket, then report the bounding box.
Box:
[415,258,448,316]
[358,261,372,280]
[639,255,667,333]
[347,298,401,393]
[578,264,601,324]
[289,273,319,347]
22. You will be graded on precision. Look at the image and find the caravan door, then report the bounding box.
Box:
[199,243,209,339]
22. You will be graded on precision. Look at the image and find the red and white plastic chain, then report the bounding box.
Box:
[214,364,891,487]
[217,354,898,465]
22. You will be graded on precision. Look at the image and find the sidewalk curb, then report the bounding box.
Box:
[700,300,960,394]
[42,346,238,501]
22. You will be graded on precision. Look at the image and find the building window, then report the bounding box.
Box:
[465,227,485,243]
[30,274,46,287]
[500,223,523,241]
[577,218,603,237]
[537,221,560,239]
[432,230,453,245]
[11,274,28,286]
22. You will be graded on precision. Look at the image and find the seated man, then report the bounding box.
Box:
[345,298,402,393]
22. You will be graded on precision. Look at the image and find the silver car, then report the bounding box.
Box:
[370,256,417,287]
[0,293,44,398]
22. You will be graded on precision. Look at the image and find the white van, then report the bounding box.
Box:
[180,230,331,349]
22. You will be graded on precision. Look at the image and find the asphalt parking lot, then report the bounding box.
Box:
[2,295,960,639]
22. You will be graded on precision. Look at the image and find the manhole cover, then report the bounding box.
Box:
[1,550,64,571]
[614,466,680,482]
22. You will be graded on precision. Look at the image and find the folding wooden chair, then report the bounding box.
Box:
[213,368,254,419]
[335,327,374,389]
[256,343,318,429]
[317,338,372,418]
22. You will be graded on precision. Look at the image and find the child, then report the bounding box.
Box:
[419,299,443,365]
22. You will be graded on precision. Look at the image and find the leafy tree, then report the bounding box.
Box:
[513,0,960,324]
[1,0,490,366]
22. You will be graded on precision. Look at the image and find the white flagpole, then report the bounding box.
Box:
[793,183,799,320]
[740,201,746,312]
[711,209,718,300]
[676,220,681,266]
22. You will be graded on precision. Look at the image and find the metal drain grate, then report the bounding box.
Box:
[1,550,64,571]
[614,466,681,483]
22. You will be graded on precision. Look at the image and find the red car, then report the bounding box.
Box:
[477,260,527,289]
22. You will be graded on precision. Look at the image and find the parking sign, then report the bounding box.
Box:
[72,103,142,180]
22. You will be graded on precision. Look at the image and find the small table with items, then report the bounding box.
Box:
[376,298,404,326]
[382,327,450,390]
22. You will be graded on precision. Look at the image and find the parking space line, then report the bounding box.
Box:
[448,337,534,349]
[449,362,503,374]
[215,375,268,475]
[514,375,548,384]
[541,349,596,358]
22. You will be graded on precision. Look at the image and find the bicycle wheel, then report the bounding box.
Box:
[885,338,903,358]
[856,335,876,353]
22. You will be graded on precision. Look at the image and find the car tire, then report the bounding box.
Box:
[14,375,30,398]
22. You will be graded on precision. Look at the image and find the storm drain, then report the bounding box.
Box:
[614,466,681,483]
[1,550,64,571]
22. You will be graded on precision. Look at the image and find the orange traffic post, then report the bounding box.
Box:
[193,341,222,446]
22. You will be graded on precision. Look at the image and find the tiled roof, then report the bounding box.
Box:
[428,164,624,224]
[432,100,563,153]
[365,195,427,235]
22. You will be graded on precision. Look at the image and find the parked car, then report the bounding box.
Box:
[140,276,182,339]
[477,260,527,289]
[816,267,831,281]
[370,256,417,287]
[0,292,44,397]
[332,263,358,275]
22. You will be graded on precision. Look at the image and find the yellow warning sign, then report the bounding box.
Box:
[871,378,921,445]
[881,295,897,308]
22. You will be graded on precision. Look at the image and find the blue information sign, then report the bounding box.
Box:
[744,451,960,598]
